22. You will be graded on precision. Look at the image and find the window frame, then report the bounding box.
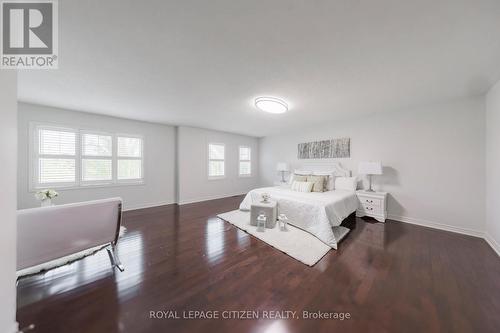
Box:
[207,142,225,180]
[116,133,145,185]
[31,123,79,190]
[80,130,114,186]
[238,145,252,177]
[29,122,145,191]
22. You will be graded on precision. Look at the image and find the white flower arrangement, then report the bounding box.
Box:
[35,189,59,201]
[261,193,270,203]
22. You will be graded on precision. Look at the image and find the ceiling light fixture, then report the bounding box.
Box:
[254,97,288,114]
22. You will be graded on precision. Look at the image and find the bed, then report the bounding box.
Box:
[239,163,358,249]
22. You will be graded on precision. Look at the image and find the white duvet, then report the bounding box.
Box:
[240,186,359,249]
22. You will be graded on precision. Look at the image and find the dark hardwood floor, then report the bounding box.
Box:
[16,196,500,333]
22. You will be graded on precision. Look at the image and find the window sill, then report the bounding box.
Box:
[30,180,145,192]
[208,176,225,181]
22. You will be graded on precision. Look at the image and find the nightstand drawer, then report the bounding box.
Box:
[359,205,383,215]
[358,197,382,208]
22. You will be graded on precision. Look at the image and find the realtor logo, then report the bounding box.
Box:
[1,0,58,69]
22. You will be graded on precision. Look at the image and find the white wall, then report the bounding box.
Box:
[18,103,177,211]
[16,96,493,249]
[0,72,18,332]
[177,126,259,204]
[260,97,486,236]
[486,81,500,255]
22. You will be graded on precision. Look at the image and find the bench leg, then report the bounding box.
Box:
[107,243,125,272]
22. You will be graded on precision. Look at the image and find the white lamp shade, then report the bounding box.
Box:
[276,162,290,172]
[358,161,383,175]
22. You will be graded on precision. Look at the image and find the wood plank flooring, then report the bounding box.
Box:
[16,195,500,333]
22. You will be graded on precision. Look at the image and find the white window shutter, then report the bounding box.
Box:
[208,143,225,178]
[117,136,143,181]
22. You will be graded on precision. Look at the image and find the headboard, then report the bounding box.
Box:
[297,161,351,177]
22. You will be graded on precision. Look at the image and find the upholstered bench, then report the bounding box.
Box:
[250,201,277,228]
[17,198,125,273]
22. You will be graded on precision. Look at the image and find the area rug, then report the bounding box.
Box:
[17,226,127,278]
[217,210,333,266]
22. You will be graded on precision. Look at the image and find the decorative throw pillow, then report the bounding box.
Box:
[288,171,311,184]
[289,174,308,184]
[291,181,314,192]
[306,175,327,192]
[313,171,336,191]
[294,174,308,182]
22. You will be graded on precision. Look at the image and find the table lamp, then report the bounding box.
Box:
[358,161,383,192]
[276,162,290,183]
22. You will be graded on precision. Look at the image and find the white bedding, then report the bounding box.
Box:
[239,186,358,249]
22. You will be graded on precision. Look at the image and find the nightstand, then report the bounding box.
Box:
[356,190,388,223]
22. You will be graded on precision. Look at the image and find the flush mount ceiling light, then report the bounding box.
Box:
[254,97,288,114]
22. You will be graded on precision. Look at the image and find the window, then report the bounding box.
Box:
[31,124,144,189]
[208,143,225,179]
[81,133,113,183]
[117,136,143,181]
[35,127,77,187]
[239,146,251,176]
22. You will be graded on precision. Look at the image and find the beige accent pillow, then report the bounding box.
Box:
[292,174,308,182]
[288,170,312,184]
[313,171,335,191]
[306,175,327,192]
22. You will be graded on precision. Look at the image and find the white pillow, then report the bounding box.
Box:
[291,181,314,192]
[334,177,357,191]
[312,171,336,191]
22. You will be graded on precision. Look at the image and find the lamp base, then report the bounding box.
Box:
[280,171,286,183]
[366,175,375,192]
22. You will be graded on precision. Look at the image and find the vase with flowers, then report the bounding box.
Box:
[35,189,59,207]
[261,193,271,203]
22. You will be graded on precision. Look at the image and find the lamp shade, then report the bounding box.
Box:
[276,162,290,172]
[358,161,382,175]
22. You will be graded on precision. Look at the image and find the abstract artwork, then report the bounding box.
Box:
[298,138,350,159]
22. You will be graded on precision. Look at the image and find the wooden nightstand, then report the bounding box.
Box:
[356,190,388,223]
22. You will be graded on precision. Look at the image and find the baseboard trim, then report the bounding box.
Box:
[178,193,246,205]
[113,193,247,211]
[387,214,484,238]
[123,201,176,212]
[9,322,19,333]
[484,233,500,256]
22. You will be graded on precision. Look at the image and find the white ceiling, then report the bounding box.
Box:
[18,0,500,137]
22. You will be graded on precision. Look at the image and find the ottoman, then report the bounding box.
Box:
[250,201,277,228]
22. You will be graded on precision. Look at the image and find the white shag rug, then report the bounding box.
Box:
[217,210,336,266]
[17,226,127,278]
